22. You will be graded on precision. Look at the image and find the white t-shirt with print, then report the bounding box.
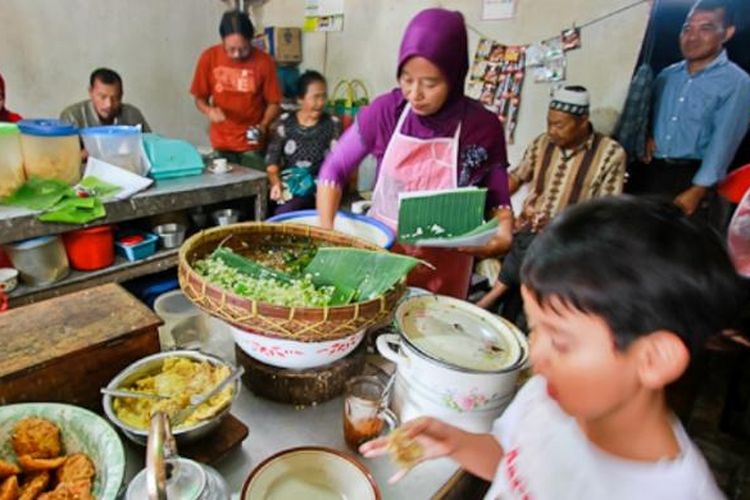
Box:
[484,376,725,500]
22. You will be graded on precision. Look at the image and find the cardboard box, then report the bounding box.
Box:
[265,27,302,64]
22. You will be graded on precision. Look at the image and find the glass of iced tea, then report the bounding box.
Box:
[343,376,398,452]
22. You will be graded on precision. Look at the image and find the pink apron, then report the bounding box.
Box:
[369,104,473,299]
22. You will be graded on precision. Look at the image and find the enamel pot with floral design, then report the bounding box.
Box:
[377,294,528,432]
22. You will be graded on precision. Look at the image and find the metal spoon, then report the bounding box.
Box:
[100,388,169,401]
[170,366,244,427]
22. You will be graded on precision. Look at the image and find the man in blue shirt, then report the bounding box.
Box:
[637,0,750,218]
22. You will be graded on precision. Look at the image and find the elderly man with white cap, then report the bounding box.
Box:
[477,85,626,310]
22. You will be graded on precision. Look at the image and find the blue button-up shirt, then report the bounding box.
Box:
[653,50,750,186]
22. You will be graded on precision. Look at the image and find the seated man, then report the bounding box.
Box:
[477,86,626,310]
[60,68,151,131]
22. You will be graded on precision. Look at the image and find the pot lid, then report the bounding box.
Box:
[10,235,57,250]
[80,125,141,136]
[395,295,524,372]
[17,119,78,137]
[127,458,207,500]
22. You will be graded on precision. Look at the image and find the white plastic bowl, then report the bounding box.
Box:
[231,325,366,370]
[267,210,395,249]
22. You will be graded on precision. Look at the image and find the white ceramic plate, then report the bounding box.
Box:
[267,210,395,249]
[242,447,380,500]
[0,402,126,500]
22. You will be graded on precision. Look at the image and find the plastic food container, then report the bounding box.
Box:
[80,125,147,176]
[18,119,81,185]
[62,225,115,271]
[0,123,25,198]
[4,235,70,285]
[115,232,158,261]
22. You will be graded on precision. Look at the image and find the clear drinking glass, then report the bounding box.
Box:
[343,375,398,452]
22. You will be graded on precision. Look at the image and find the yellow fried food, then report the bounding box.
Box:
[386,427,424,470]
[18,472,49,500]
[55,455,94,485]
[12,419,61,459]
[37,480,93,500]
[0,461,20,478]
[113,357,233,429]
[17,456,66,473]
[0,476,19,500]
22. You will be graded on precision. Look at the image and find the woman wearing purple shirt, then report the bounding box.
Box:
[317,8,513,298]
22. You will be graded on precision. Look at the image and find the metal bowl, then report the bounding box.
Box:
[102,350,240,446]
[153,223,187,249]
[211,209,241,226]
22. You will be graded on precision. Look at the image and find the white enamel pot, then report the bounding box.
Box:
[376,294,529,432]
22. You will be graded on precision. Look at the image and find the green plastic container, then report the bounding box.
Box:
[0,123,24,198]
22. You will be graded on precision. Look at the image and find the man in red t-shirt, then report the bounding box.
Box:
[191,10,282,169]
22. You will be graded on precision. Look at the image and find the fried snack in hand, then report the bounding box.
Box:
[0,461,20,478]
[12,419,62,459]
[0,476,20,500]
[55,455,95,484]
[17,456,66,473]
[37,480,93,500]
[18,472,49,500]
[386,427,424,470]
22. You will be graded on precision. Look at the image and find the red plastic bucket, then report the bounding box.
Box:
[63,225,115,271]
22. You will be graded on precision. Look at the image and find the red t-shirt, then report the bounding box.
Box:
[190,45,282,152]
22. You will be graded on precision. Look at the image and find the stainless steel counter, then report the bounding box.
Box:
[123,363,458,499]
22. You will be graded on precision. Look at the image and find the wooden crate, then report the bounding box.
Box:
[0,283,161,411]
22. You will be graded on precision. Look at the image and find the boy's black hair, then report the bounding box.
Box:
[521,196,744,353]
[690,0,735,27]
[296,70,327,99]
[219,9,254,40]
[90,68,122,90]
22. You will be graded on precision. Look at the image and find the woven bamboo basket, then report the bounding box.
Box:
[179,222,406,342]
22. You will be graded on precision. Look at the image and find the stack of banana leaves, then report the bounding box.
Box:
[194,246,423,308]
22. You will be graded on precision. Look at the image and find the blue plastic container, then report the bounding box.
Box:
[115,233,158,261]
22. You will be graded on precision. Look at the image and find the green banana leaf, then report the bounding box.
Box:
[211,247,295,284]
[304,248,423,304]
[39,196,106,224]
[398,187,487,244]
[1,178,73,210]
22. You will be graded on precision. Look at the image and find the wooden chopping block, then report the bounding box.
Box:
[236,342,366,405]
[0,283,161,410]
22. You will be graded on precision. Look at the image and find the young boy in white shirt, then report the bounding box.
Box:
[362,196,743,499]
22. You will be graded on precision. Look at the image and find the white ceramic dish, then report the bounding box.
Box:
[267,210,395,249]
[0,267,18,292]
[242,447,380,500]
[0,402,126,500]
[231,325,366,370]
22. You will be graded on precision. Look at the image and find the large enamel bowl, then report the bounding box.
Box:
[242,446,380,499]
[266,210,395,249]
[231,324,366,370]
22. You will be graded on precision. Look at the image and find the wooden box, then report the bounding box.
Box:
[0,283,161,411]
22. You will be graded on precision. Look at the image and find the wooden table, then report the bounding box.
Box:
[0,167,268,307]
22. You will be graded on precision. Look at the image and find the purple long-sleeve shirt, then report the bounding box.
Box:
[319,89,511,210]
